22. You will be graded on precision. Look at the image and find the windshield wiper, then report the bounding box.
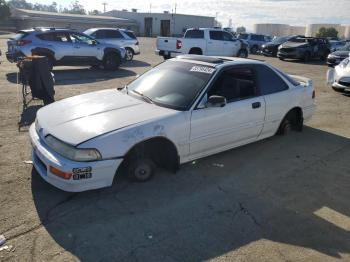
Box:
[131,90,154,104]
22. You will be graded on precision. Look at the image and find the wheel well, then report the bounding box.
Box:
[281,107,303,130]
[125,47,134,54]
[189,47,202,55]
[122,137,180,173]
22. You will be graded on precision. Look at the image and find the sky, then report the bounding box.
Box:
[26,0,350,30]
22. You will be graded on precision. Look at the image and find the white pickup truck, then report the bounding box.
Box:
[155,28,249,59]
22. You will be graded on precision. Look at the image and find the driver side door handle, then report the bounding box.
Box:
[252,102,261,109]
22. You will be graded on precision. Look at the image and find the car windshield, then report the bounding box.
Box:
[11,31,28,40]
[272,36,289,44]
[126,61,215,110]
[340,43,350,51]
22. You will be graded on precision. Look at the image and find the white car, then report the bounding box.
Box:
[84,28,140,61]
[30,55,315,192]
[156,28,249,59]
[327,56,350,92]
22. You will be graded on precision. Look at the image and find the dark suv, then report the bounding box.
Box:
[6,28,126,70]
[277,37,330,62]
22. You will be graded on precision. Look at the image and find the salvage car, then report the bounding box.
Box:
[6,28,126,70]
[261,35,302,57]
[327,43,350,67]
[277,37,330,62]
[30,55,315,192]
[327,56,350,92]
[84,28,140,61]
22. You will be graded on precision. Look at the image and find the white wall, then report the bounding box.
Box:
[104,10,215,36]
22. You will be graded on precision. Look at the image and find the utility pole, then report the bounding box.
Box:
[173,3,177,36]
[102,2,107,13]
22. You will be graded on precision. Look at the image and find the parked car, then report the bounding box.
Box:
[277,37,330,62]
[6,28,126,70]
[327,43,350,67]
[327,56,350,92]
[329,40,346,52]
[84,28,139,61]
[237,33,268,54]
[155,28,249,59]
[261,35,302,57]
[30,55,315,192]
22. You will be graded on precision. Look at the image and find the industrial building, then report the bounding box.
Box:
[8,8,138,32]
[103,10,215,37]
[253,23,350,39]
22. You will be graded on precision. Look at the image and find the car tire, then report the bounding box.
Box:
[127,158,156,182]
[277,110,302,135]
[303,52,310,62]
[125,48,134,61]
[103,53,121,70]
[237,49,248,58]
[250,45,258,54]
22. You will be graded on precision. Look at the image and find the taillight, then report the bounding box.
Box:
[312,90,315,99]
[17,39,32,46]
[176,40,182,49]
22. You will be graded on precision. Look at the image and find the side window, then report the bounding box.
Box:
[95,30,106,39]
[255,65,289,95]
[184,30,204,39]
[209,31,224,41]
[222,31,233,41]
[37,33,54,41]
[208,67,256,102]
[69,33,93,45]
[105,30,124,39]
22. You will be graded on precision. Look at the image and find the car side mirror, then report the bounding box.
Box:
[206,95,227,108]
[91,40,98,45]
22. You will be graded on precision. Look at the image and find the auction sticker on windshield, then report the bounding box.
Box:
[190,66,215,74]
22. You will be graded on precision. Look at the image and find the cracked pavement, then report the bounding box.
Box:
[0,36,350,261]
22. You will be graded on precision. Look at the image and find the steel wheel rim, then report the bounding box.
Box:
[135,164,151,180]
[126,50,133,60]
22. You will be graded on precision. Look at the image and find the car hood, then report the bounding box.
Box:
[36,89,177,145]
[281,41,308,48]
[331,50,350,57]
[263,42,279,48]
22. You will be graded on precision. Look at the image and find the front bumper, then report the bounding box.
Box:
[29,124,123,192]
[277,50,303,59]
[332,81,350,91]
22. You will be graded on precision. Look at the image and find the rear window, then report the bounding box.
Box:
[184,30,204,39]
[11,31,28,40]
[124,31,136,39]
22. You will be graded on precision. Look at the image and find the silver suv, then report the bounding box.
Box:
[6,28,126,70]
[84,28,140,61]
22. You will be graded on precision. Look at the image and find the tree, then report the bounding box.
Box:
[88,9,100,15]
[316,27,338,38]
[236,26,246,34]
[0,0,11,20]
[62,0,86,15]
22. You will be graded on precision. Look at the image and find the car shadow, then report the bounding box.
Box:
[31,127,350,261]
[123,59,151,68]
[6,68,136,86]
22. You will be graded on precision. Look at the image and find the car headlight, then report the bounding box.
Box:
[45,135,102,162]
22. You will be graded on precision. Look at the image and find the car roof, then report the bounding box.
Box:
[172,55,266,68]
[86,28,132,31]
[19,28,74,34]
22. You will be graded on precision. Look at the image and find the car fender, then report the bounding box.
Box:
[78,111,191,162]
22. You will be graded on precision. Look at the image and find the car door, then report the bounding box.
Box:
[222,31,240,56]
[38,32,73,61]
[96,29,125,47]
[207,31,224,56]
[254,64,295,137]
[189,66,265,157]
[68,32,100,64]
